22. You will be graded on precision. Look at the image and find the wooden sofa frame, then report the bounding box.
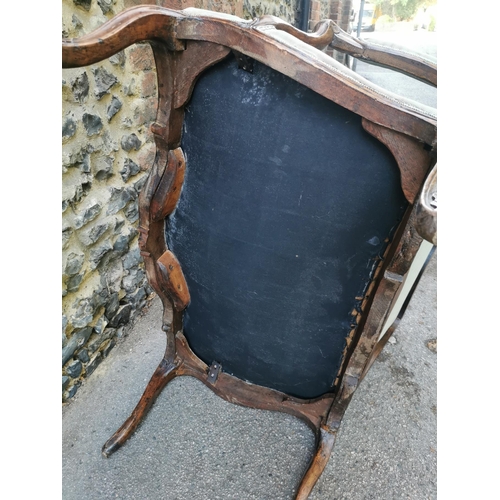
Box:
[62,7,437,499]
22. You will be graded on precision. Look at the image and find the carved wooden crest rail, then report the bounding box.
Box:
[63,7,437,499]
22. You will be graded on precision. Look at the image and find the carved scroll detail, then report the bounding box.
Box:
[328,23,437,86]
[62,6,437,147]
[63,7,437,498]
[252,15,335,50]
[250,16,436,86]
[362,119,433,204]
[157,250,190,311]
[62,6,185,68]
[150,148,186,221]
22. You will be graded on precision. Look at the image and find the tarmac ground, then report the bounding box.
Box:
[62,253,436,500]
[62,21,437,500]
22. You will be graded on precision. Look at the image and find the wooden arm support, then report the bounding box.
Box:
[415,164,437,245]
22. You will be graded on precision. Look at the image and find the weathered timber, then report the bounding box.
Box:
[63,6,437,146]
[362,118,434,204]
[156,250,190,311]
[62,7,437,499]
[150,148,185,221]
[328,22,437,86]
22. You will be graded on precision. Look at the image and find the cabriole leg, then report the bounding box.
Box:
[102,356,179,457]
[295,426,337,500]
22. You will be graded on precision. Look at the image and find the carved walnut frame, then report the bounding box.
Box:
[63,7,437,499]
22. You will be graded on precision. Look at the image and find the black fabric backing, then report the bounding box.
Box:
[166,56,407,398]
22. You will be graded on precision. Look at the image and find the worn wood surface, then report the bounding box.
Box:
[101,356,178,457]
[362,118,434,204]
[62,6,184,67]
[328,22,437,86]
[150,148,186,221]
[415,164,437,245]
[296,427,337,499]
[63,6,437,146]
[252,15,336,50]
[174,331,335,431]
[156,250,190,311]
[62,7,437,499]
[174,15,437,146]
[249,16,437,87]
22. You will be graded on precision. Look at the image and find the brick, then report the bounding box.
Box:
[140,71,157,98]
[133,97,157,127]
[136,145,155,172]
[128,45,154,72]
[310,10,321,22]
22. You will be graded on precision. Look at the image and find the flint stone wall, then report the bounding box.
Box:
[62,0,350,402]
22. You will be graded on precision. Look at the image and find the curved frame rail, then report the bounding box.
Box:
[62,7,437,499]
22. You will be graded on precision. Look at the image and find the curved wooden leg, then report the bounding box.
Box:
[102,357,179,457]
[295,426,337,500]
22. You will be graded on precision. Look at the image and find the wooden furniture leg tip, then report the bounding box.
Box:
[295,426,337,499]
[101,358,179,458]
[101,440,120,458]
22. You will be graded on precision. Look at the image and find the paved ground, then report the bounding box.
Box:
[62,24,437,500]
[62,253,436,500]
